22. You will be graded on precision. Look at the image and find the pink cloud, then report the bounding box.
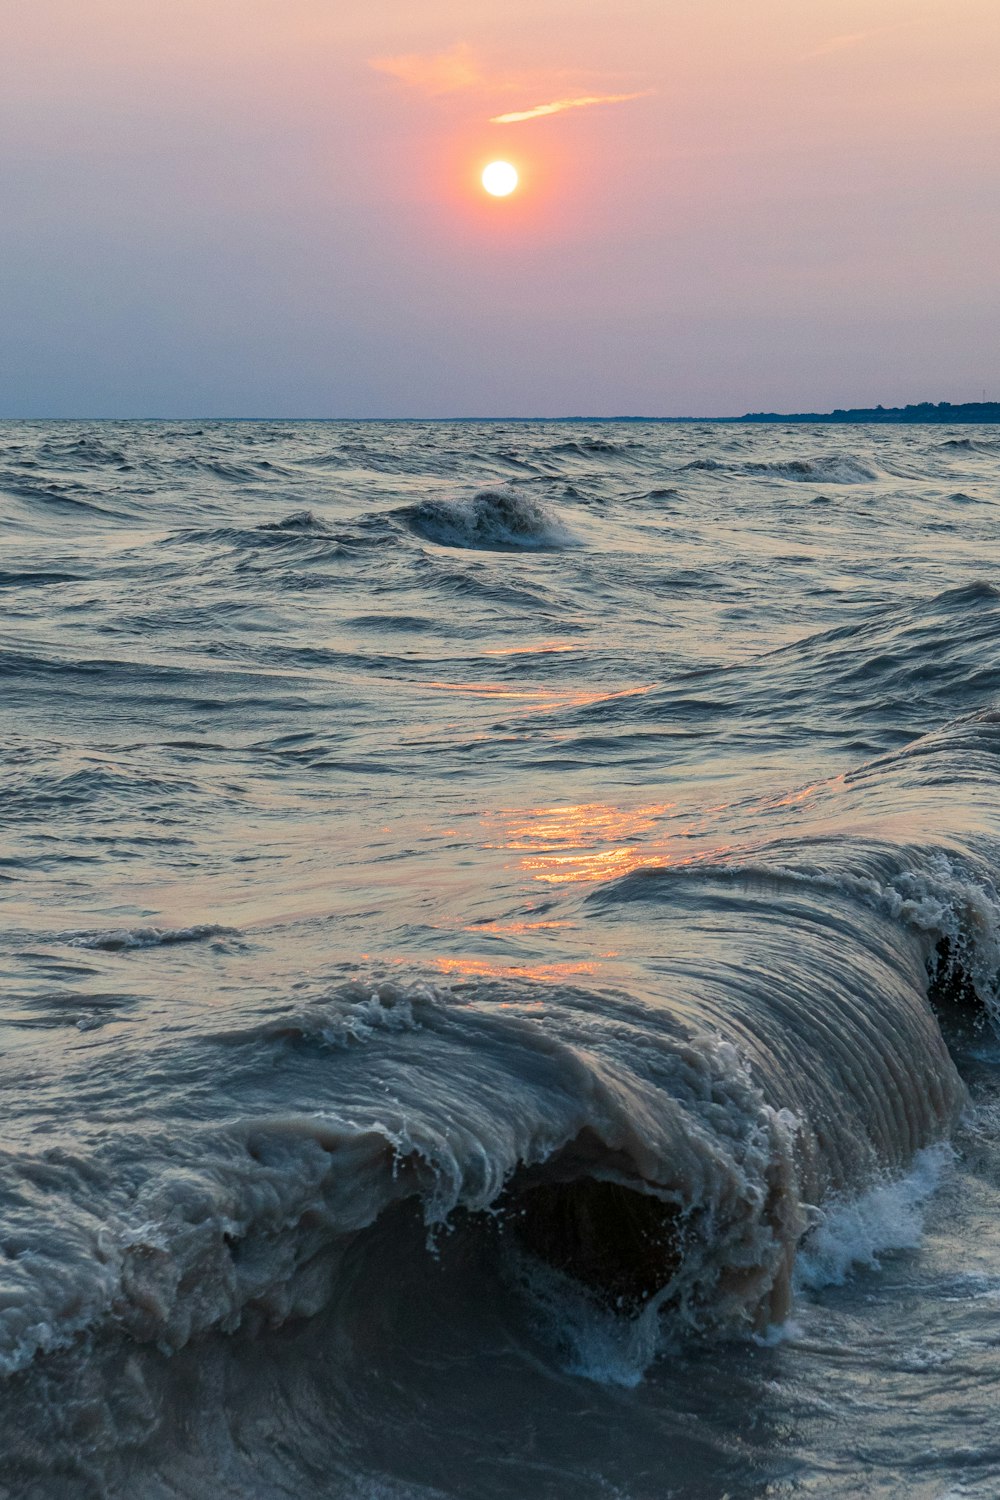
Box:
[369,43,484,95]
[802,25,908,61]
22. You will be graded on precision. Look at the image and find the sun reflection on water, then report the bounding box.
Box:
[480,640,577,657]
[428,955,602,982]
[426,681,652,713]
[484,800,681,884]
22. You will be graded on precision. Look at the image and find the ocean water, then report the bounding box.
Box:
[4,419,1000,1498]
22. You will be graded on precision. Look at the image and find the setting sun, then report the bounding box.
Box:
[482,160,518,197]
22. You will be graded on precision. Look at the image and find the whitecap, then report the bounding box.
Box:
[402,486,576,551]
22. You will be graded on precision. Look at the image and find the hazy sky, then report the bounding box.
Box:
[3,0,998,417]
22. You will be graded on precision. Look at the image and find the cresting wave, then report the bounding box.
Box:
[400,485,577,549]
[4,714,998,1389]
[1,978,795,1372]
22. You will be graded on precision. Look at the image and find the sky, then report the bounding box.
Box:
[2,0,998,418]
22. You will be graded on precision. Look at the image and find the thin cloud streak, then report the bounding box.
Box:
[490,91,652,125]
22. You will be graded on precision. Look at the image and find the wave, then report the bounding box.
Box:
[0,476,125,517]
[2,733,1000,1494]
[36,435,130,468]
[256,510,329,533]
[681,455,877,484]
[167,505,399,557]
[167,456,283,483]
[744,455,878,483]
[574,582,1000,757]
[0,569,83,588]
[0,979,803,1376]
[937,437,999,453]
[67,923,237,951]
[12,707,1000,1380]
[400,487,577,551]
[6,786,989,1376]
[548,438,633,457]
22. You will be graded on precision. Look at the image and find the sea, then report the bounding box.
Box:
[3,418,1000,1498]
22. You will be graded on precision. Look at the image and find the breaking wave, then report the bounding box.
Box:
[10,719,1000,1383]
[401,486,577,550]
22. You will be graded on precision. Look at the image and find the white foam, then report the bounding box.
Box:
[795,1144,952,1292]
[511,1249,666,1389]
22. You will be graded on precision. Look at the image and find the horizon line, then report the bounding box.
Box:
[0,400,996,424]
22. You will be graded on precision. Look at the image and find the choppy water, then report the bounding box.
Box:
[4,419,1000,1498]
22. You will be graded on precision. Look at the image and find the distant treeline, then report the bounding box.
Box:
[737,401,1000,424]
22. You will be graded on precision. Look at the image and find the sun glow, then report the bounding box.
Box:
[482,160,518,197]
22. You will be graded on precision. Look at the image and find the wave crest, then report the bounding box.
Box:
[401,487,576,551]
[67,924,237,951]
[681,455,877,484]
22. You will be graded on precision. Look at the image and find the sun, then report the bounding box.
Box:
[482,161,519,197]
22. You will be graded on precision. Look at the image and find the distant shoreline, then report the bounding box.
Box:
[731,401,1000,424]
[561,402,1000,424]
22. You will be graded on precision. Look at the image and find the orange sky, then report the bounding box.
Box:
[2,0,998,415]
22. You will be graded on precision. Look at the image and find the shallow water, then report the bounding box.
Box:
[4,419,1000,1496]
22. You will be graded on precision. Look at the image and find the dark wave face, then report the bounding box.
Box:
[4,419,1000,1498]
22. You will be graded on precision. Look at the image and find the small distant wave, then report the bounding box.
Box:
[211,988,424,1050]
[0,569,82,588]
[681,455,877,484]
[170,513,358,556]
[745,456,877,483]
[168,456,280,483]
[600,580,1000,751]
[256,510,329,533]
[549,438,631,457]
[67,923,237,952]
[928,579,1000,607]
[0,477,125,517]
[37,436,129,468]
[401,487,577,551]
